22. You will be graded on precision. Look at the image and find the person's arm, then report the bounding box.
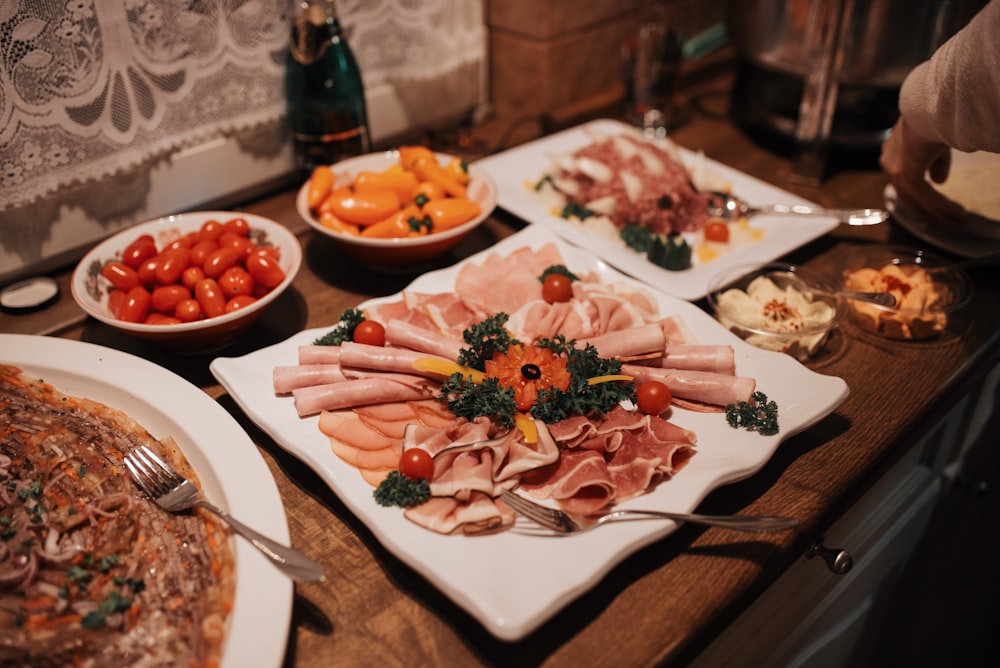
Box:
[880,0,1000,225]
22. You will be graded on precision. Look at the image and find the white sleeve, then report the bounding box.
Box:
[898,0,1000,152]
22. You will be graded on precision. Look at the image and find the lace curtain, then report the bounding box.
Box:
[0,0,487,277]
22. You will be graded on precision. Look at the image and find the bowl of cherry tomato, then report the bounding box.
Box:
[71,211,301,351]
[296,146,497,272]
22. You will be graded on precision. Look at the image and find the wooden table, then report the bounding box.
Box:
[4,75,999,667]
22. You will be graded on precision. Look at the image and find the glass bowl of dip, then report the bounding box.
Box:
[706,262,847,361]
[838,244,972,340]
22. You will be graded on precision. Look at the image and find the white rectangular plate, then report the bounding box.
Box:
[210,224,848,641]
[475,118,838,301]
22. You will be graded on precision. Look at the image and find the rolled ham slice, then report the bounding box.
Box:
[653,344,735,375]
[622,363,755,410]
[339,341,455,379]
[273,364,346,394]
[298,345,341,365]
[292,374,437,416]
[384,319,464,360]
[578,322,665,359]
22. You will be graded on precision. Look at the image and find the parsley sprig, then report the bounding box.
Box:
[725,391,780,436]
[313,308,365,346]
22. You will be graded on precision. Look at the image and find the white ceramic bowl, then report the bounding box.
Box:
[706,261,847,361]
[296,149,497,271]
[71,211,301,352]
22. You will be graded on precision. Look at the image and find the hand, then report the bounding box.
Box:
[880,116,966,226]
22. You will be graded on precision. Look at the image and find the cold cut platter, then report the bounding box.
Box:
[210,224,847,640]
[475,118,840,301]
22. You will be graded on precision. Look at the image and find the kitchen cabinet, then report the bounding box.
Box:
[692,357,1000,667]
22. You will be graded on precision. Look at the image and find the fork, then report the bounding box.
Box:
[500,489,799,534]
[124,445,325,582]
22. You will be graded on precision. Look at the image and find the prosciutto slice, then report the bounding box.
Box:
[521,449,617,515]
[403,491,515,535]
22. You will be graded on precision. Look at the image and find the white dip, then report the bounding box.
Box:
[716,276,836,360]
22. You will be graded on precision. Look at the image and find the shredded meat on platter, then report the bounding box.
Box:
[0,365,233,667]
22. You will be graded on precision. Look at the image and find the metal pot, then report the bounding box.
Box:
[725,0,987,150]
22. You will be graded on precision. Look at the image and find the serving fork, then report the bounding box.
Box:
[500,489,799,534]
[124,444,325,582]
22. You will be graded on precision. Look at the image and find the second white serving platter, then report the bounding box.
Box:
[475,118,841,301]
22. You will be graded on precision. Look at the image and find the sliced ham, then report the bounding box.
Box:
[384,319,464,360]
[292,375,437,416]
[403,491,515,535]
[338,341,454,378]
[652,344,735,375]
[578,322,665,359]
[520,449,617,515]
[273,364,346,394]
[298,345,341,365]
[622,363,754,409]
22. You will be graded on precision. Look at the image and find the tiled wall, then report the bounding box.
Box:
[486,0,724,125]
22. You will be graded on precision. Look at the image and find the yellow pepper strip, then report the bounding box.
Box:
[514,413,538,443]
[586,374,634,385]
[412,357,485,383]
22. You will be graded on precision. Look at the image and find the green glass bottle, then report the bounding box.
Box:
[285,0,370,175]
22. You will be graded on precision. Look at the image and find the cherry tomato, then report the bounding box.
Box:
[154,247,190,285]
[150,284,191,314]
[121,236,157,269]
[174,298,203,323]
[202,246,240,278]
[217,266,254,299]
[224,295,258,313]
[222,217,250,237]
[119,286,152,323]
[704,220,730,243]
[181,265,205,290]
[102,261,139,291]
[189,240,218,266]
[194,278,226,319]
[198,219,224,243]
[136,257,159,286]
[144,312,182,325]
[245,253,285,289]
[636,380,673,415]
[398,448,434,481]
[107,289,126,319]
[352,320,386,347]
[541,273,574,303]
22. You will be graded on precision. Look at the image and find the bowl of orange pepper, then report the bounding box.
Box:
[296,146,498,271]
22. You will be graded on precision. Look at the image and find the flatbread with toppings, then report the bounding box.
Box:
[0,364,234,666]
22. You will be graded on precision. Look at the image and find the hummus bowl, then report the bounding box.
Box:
[706,262,847,361]
[838,244,972,340]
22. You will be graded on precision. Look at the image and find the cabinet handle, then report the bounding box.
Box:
[807,538,853,575]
